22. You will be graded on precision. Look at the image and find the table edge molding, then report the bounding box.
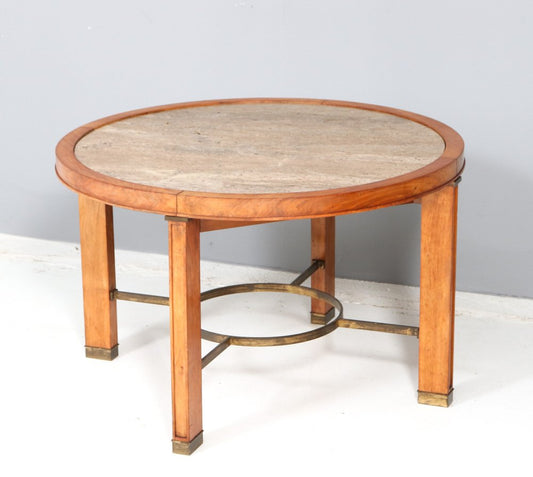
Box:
[55,98,464,218]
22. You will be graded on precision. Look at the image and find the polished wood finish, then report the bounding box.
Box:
[168,218,203,449]
[310,217,336,324]
[418,184,458,400]
[56,98,464,220]
[57,99,465,454]
[200,219,273,232]
[78,195,118,357]
[57,133,177,215]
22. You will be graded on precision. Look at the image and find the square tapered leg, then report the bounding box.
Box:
[310,217,335,324]
[418,184,458,407]
[79,195,118,359]
[167,217,203,454]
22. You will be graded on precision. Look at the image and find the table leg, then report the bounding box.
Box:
[168,218,203,455]
[418,184,458,407]
[310,217,335,324]
[78,195,118,360]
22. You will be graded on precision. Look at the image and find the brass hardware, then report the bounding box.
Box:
[111,289,169,306]
[199,283,343,347]
[290,260,324,286]
[310,308,335,325]
[111,262,419,369]
[165,216,190,222]
[338,318,419,337]
[202,338,231,369]
[85,345,119,361]
[417,390,453,407]
[172,431,204,455]
[201,329,230,344]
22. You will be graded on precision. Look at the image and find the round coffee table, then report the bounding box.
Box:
[56,98,464,454]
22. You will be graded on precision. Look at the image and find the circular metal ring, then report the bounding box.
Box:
[200,283,343,347]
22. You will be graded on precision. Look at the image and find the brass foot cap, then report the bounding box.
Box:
[418,390,453,408]
[310,308,334,325]
[85,345,119,361]
[172,432,203,455]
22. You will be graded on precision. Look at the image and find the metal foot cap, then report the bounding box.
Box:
[418,389,453,407]
[85,345,119,361]
[172,432,203,455]
[310,308,335,325]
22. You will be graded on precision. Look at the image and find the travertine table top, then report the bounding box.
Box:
[75,103,445,195]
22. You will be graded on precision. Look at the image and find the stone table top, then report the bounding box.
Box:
[74,102,445,195]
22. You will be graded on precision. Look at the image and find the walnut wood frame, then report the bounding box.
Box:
[56,98,464,220]
[56,98,464,454]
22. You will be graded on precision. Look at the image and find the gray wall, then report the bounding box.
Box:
[1,0,532,298]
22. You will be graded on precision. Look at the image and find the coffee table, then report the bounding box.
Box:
[56,98,464,454]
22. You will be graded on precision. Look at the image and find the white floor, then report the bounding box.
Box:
[1,233,532,476]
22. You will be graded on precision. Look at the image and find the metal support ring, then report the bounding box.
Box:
[200,283,343,347]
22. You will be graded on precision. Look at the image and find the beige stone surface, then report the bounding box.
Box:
[75,103,445,194]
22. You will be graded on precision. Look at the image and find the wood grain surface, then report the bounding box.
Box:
[78,196,118,351]
[418,184,458,396]
[168,218,203,443]
[56,98,464,220]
